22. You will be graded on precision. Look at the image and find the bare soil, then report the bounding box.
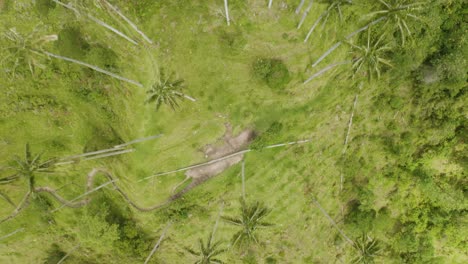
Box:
[186,123,255,179]
[168,123,255,200]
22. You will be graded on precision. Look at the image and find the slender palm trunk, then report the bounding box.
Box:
[57,134,163,164]
[51,0,138,45]
[296,0,306,14]
[304,60,351,84]
[210,202,225,244]
[0,228,24,241]
[57,244,80,264]
[0,191,31,224]
[173,91,197,102]
[101,0,153,44]
[241,160,246,200]
[340,84,362,191]
[297,0,314,29]
[50,180,118,213]
[312,42,342,67]
[139,139,311,181]
[224,0,230,26]
[43,51,143,87]
[304,8,328,42]
[55,148,135,166]
[114,134,164,148]
[268,0,273,9]
[144,222,172,264]
[311,196,354,245]
[312,17,387,67]
[342,94,359,155]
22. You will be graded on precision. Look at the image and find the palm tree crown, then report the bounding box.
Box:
[2,27,56,76]
[366,0,426,45]
[351,233,382,264]
[146,69,187,111]
[0,144,56,187]
[348,30,393,81]
[185,232,227,264]
[221,199,272,247]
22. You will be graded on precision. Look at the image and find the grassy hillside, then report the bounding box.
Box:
[0,0,466,263]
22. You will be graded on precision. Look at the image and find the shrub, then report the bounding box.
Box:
[252,58,290,90]
[250,121,283,150]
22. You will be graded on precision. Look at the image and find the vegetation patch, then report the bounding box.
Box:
[252,58,290,90]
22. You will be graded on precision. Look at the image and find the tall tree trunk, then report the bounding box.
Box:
[144,222,172,264]
[140,139,311,181]
[268,0,273,9]
[43,51,143,87]
[311,196,354,245]
[57,244,80,264]
[0,228,24,241]
[224,0,230,26]
[51,0,138,45]
[304,61,351,84]
[304,8,328,42]
[241,159,246,200]
[295,0,306,14]
[210,202,225,244]
[101,0,153,44]
[312,17,387,67]
[297,0,314,29]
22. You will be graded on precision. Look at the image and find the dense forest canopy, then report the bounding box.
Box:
[0,0,466,263]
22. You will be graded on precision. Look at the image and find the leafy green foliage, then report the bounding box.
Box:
[317,0,353,22]
[185,232,227,264]
[1,27,56,76]
[351,234,382,264]
[366,0,427,45]
[348,31,392,81]
[42,243,66,264]
[146,68,186,110]
[222,199,272,247]
[0,143,56,187]
[252,58,290,90]
[250,122,283,150]
[76,206,120,255]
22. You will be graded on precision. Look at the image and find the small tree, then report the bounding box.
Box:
[222,199,272,247]
[146,68,196,111]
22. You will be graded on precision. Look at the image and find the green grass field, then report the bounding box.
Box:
[0,0,466,263]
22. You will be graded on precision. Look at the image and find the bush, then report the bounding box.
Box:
[250,122,283,150]
[252,58,290,90]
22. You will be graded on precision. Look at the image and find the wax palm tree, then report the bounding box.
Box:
[351,233,382,264]
[304,30,392,83]
[221,199,272,247]
[0,143,56,186]
[365,0,426,46]
[0,144,57,224]
[310,0,424,67]
[1,27,56,76]
[348,30,393,81]
[146,68,196,111]
[185,232,227,264]
[2,26,143,86]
